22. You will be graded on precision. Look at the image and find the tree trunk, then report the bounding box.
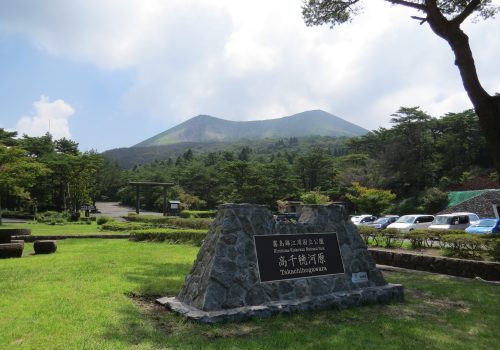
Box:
[0,193,3,225]
[448,31,500,176]
[425,8,500,176]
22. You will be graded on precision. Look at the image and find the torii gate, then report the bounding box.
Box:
[129,181,174,216]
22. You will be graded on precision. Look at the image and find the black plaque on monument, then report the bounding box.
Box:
[253,232,345,283]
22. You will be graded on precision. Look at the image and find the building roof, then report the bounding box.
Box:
[439,190,500,218]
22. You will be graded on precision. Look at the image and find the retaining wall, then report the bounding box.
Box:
[369,248,500,281]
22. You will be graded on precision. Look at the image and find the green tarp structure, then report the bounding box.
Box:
[447,190,491,207]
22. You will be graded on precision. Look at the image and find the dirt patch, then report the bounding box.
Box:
[127,292,263,339]
[126,287,470,338]
[380,287,470,322]
[127,292,179,334]
[201,324,263,339]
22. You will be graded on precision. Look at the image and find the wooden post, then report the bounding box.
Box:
[136,184,140,214]
[163,186,167,216]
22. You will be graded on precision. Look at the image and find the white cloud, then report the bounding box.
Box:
[16,96,74,139]
[1,0,499,136]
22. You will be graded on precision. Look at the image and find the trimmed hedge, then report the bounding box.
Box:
[441,234,489,259]
[129,228,208,245]
[179,210,217,219]
[357,225,499,261]
[100,222,155,231]
[125,214,212,230]
[0,210,33,219]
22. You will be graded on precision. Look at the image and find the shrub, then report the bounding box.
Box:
[0,210,33,219]
[432,229,466,248]
[440,234,487,260]
[36,211,68,224]
[374,228,403,248]
[125,214,212,230]
[129,228,208,245]
[419,187,449,213]
[403,230,433,249]
[482,235,500,262]
[357,225,378,245]
[100,222,153,231]
[300,191,330,204]
[180,210,217,219]
[96,216,113,225]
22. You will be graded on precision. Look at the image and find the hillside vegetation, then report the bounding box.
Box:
[99,107,497,215]
[134,110,367,147]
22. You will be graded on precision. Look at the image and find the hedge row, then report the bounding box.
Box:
[179,210,217,219]
[0,210,33,219]
[129,228,208,245]
[100,222,155,231]
[124,214,212,230]
[357,225,500,261]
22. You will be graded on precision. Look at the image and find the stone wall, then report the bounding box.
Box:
[158,203,403,322]
[369,248,500,281]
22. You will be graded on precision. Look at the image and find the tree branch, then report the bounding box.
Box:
[384,0,426,11]
[452,0,481,26]
[411,15,427,24]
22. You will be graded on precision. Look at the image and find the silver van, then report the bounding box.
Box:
[429,212,480,230]
[387,214,435,231]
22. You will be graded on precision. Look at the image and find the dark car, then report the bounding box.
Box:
[274,213,300,222]
[355,215,378,226]
[366,216,399,230]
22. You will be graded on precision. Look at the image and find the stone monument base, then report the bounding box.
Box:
[157,283,403,323]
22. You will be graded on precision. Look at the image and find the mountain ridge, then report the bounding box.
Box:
[133,110,367,147]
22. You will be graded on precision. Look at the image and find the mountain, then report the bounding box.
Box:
[133,110,367,147]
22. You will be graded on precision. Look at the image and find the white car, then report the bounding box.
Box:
[428,212,480,230]
[387,214,435,231]
[351,215,377,226]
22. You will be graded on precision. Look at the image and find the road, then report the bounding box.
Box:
[94,202,164,219]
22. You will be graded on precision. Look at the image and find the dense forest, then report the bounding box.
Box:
[1,107,497,220]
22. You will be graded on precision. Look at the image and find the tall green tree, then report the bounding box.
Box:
[0,145,48,224]
[295,147,333,191]
[345,182,396,216]
[0,129,18,147]
[302,0,500,175]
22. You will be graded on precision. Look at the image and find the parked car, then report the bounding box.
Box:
[366,216,399,230]
[429,212,480,230]
[274,212,300,222]
[465,218,500,235]
[351,215,377,226]
[387,214,434,231]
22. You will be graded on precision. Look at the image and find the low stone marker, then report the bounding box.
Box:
[157,204,404,323]
[0,228,30,259]
[34,240,57,254]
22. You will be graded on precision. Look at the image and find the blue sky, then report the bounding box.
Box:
[0,1,499,152]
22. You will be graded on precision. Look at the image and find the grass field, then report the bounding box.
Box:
[0,222,123,235]
[0,239,499,350]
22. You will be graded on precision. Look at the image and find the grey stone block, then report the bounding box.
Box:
[159,203,404,322]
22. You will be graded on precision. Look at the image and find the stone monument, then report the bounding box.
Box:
[157,203,403,323]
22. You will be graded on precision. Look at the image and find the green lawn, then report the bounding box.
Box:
[0,222,123,235]
[0,239,498,350]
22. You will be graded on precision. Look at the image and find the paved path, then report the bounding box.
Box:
[94,202,163,219]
